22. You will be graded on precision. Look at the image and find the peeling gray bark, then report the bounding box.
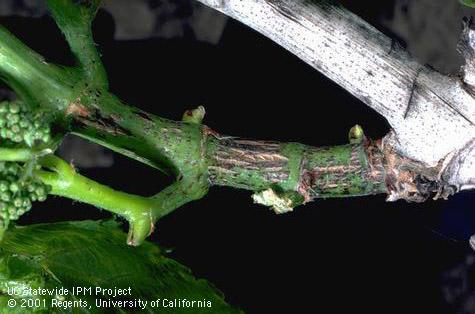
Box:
[197,0,475,193]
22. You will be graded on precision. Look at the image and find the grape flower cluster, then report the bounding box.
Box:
[0,101,52,228]
[0,162,50,226]
[0,101,51,146]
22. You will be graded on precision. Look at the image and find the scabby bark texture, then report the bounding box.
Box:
[205,131,454,212]
[206,135,388,213]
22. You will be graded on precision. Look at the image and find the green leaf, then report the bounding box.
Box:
[461,0,475,8]
[0,220,241,314]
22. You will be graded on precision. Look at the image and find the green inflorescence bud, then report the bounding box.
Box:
[0,101,51,147]
[0,161,51,228]
[348,124,365,145]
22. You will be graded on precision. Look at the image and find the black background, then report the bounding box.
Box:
[1,1,475,313]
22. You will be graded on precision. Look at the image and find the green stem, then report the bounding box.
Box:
[46,0,107,89]
[35,155,208,245]
[0,26,78,113]
[38,168,153,219]
[36,155,155,244]
[0,148,35,162]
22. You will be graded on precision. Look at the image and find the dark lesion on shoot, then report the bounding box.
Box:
[0,0,450,246]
